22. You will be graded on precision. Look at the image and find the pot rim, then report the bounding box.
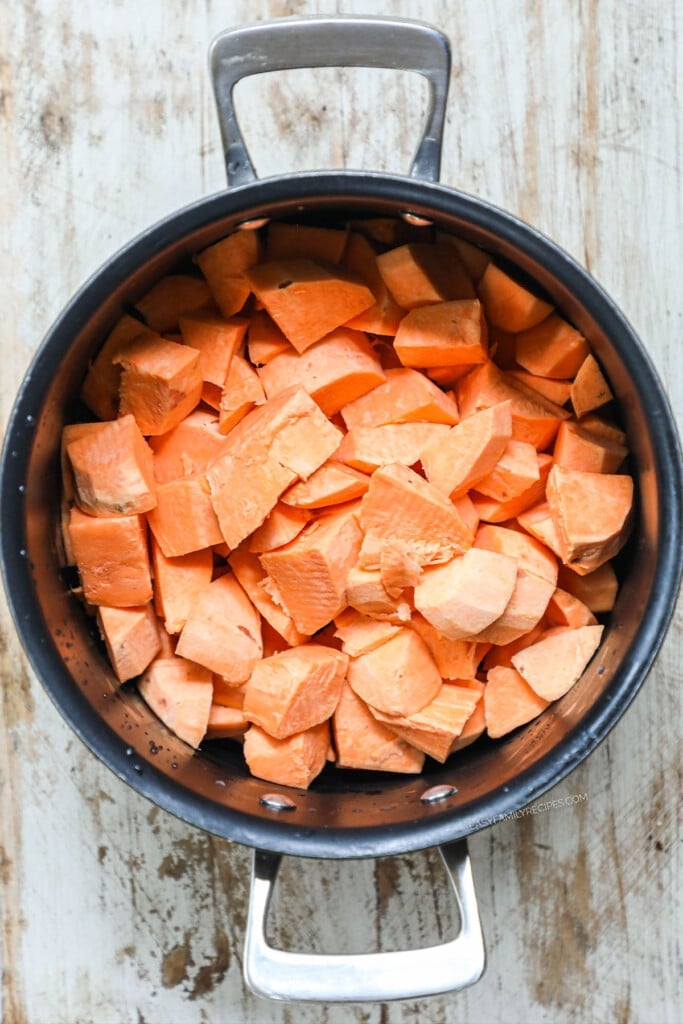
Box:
[3,170,682,858]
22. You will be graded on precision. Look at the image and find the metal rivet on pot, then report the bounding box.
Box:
[420,783,458,804]
[237,216,270,230]
[260,792,296,812]
[400,210,433,227]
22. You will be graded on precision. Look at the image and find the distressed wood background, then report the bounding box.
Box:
[1,1,681,1022]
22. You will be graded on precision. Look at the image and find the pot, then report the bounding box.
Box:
[1,15,681,1004]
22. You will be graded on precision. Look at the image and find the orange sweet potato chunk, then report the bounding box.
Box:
[437,233,491,283]
[257,326,385,416]
[150,539,213,635]
[205,387,342,549]
[66,415,156,516]
[115,335,203,435]
[515,314,590,379]
[69,508,152,607]
[508,370,572,407]
[146,474,223,557]
[409,614,479,678]
[247,310,291,365]
[414,548,518,640]
[176,574,262,682]
[243,259,375,352]
[393,300,488,368]
[333,609,401,657]
[511,624,604,700]
[478,262,553,332]
[244,721,330,789]
[259,504,363,635]
[421,401,512,499]
[218,354,265,434]
[149,408,227,484]
[248,502,312,553]
[546,588,598,628]
[553,420,627,474]
[195,230,261,319]
[205,703,248,739]
[335,421,451,474]
[473,439,540,502]
[359,462,474,570]
[557,562,618,612]
[97,603,161,683]
[265,223,348,263]
[243,645,348,739]
[80,315,152,421]
[376,243,475,309]
[229,544,308,646]
[345,564,412,622]
[347,627,442,716]
[179,313,248,387]
[484,666,550,738]
[476,568,555,646]
[342,232,406,335]
[341,367,459,429]
[379,540,422,597]
[370,682,482,762]
[332,682,425,773]
[457,361,569,450]
[473,523,558,585]
[134,275,212,333]
[470,453,552,524]
[571,354,613,418]
[546,465,633,573]
[281,462,370,509]
[138,656,213,748]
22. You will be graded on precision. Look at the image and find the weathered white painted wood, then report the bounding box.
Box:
[1,1,681,1022]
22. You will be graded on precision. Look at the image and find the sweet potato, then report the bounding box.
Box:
[376,243,475,309]
[340,367,459,429]
[478,263,553,332]
[218,354,265,434]
[69,508,152,607]
[149,408,228,484]
[229,545,308,646]
[484,666,550,738]
[179,313,248,387]
[244,721,330,789]
[281,462,370,509]
[347,627,441,716]
[205,387,342,549]
[511,624,604,700]
[175,574,262,682]
[332,682,425,773]
[97,603,160,683]
[257,326,385,416]
[341,232,406,335]
[194,230,261,319]
[546,465,633,573]
[151,540,213,635]
[515,314,590,379]
[393,300,488,367]
[333,609,401,657]
[247,310,291,365]
[115,335,203,435]
[571,354,613,417]
[243,645,348,738]
[66,414,156,517]
[259,504,363,634]
[414,548,518,640]
[146,474,223,557]
[138,656,213,748]
[247,502,312,553]
[244,259,375,352]
[334,421,451,474]
[370,682,482,762]
[134,275,212,332]
[421,401,513,499]
[358,462,474,570]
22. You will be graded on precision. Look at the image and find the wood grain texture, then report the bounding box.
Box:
[1,1,681,1021]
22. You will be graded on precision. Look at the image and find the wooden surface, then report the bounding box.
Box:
[1,1,681,1021]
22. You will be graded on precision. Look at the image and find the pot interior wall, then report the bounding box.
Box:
[11,180,676,855]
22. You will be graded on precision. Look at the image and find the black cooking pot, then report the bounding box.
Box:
[2,15,681,1003]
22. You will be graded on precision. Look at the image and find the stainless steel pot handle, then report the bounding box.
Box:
[244,840,485,1002]
[209,15,451,187]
